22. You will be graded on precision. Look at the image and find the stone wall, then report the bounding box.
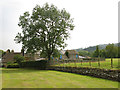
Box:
[48,66,119,82]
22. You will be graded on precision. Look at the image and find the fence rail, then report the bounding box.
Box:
[50,58,117,68]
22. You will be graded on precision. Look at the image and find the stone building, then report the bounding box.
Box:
[59,50,79,60]
[2,51,40,64]
[65,50,79,59]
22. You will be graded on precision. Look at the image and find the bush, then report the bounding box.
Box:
[21,60,48,69]
[6,63,19,68]
[14,55,24,66]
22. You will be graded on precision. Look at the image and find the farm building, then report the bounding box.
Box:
[2,52,22,64]
[59,50,79,60]
[65,50,79,59]
[59,50,68,59]
[2,51,40,64]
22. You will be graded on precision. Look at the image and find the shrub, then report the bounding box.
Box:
[21,60,48,69]
[14,55,24,66]
[7,61,13,65]
[7,63,19,68]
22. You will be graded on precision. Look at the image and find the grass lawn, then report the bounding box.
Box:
[0,68,2,90]
[1,68,119,88]
[55,58,119,70]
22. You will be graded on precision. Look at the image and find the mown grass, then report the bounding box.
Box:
[0,68,2,90]
[56,58,119,70]
[1,68,119,88]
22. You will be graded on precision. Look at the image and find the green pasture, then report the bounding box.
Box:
[1,68,119,88]
[55,58,119,70]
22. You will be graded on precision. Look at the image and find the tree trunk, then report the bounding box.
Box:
[47,54,51,68]
[74,59,76,67]
[48,54,51,61]
[111,58,113,68]
[22,50,24,56]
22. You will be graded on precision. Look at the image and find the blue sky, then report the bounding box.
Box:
[0,0,119,52]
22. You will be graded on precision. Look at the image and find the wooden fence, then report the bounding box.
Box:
[49,58,106,68]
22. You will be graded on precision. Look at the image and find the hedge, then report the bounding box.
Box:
[20,60,48,69]
[7,64,19,68]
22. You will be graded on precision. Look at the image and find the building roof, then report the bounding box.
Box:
[79,56,86,58]
[2,52,22,63]
[14,52,21,54]
[59,50,65,55]
[66,50,79,55]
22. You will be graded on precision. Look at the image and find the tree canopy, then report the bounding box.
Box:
[92,45,99,57]
[15,3,74,60]
[92,44,118,58]
[105,44,117,58]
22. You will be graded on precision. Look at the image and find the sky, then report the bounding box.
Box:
[0,0,119,52]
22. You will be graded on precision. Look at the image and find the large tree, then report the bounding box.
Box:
[92,45,99,57]
[105,44,116,68]
[15,3,74,60]
[105,44,116,58]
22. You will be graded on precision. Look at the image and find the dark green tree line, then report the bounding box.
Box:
[93,44,119,58]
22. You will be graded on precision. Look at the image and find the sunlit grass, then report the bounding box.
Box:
[1,68,119,88]
[55,58,119,70]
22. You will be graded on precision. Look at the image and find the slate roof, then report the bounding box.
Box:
[66,50,79,55]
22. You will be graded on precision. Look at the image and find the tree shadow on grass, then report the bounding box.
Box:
[2,68,49,74]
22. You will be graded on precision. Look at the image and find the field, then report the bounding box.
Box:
[1,68,119,88]
[55,58,119,70]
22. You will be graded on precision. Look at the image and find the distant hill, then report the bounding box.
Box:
[74,48,83,52]
[74,43,119,53]
[83,44,108,52]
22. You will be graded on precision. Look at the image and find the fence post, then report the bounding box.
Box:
[57,59,60,67]
[62,60,64,67]
[81,59,83,65]
[64,59,66,68]
[111,58,113,68]
[98,57,100,67]
[74,59,76,67]
[66,60,68,67]
[89,58,91,66]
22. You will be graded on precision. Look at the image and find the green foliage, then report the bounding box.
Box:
[99,49,106,57]
[0,50,5,57]
[6,63,19,68]
[92,44,118,58]
[52,49,61,57]
[76,43,119,57]
[118,47,120,58]
[105,44,117,58]
[78,50,90,56]
[6,61,13,65]
[14,55,25,65]
[83,44,108,52]
[11,50,14,53]
[21,60,47,69]
[92,45,99,57]
[15,3,74,60]
[65,51,69,58]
